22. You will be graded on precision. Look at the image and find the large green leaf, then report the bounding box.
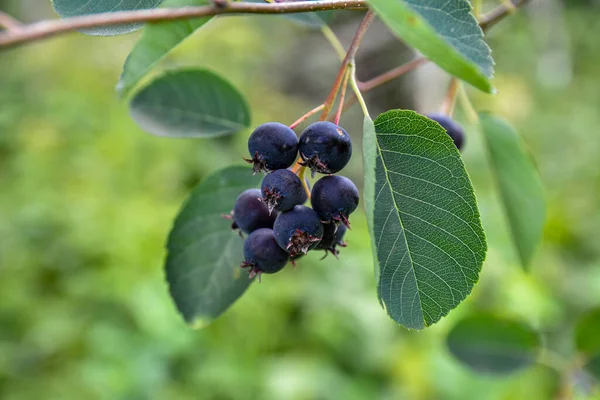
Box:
[446,314,540,375]
[362,116,379,279]
[166,166,261,327]
[368,0,494,93]
[129,68,251,137]
[117,0,213,97]
[479,113,545,270]
[576,308,600,357]
[52,0,162,36]
[372,110,486,330]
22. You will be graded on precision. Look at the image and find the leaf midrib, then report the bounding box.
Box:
[375,133,425,328]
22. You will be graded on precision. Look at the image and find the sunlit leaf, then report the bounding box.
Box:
[479,113,545,270]
[368,0,494,93]
[166,166,261,327]
[130,69,251,137]
[371,110,486,329]
[447,313,540,375]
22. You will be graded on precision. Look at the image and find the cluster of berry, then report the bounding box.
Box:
[227,121,359,281]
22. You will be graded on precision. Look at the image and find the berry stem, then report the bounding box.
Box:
[334,68,351,125]
[320,25,346,62]
[335,57,428,118]
[319,10,375,121]
[440,78,460,117]
[0,11,22,31]
[457,84,479,125]
[289,104,325,130]
[297,167,312,199]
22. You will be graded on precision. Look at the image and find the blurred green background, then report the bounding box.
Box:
[1,1,599,399]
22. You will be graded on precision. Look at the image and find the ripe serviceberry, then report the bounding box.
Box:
[298,121,352,176]
[311,175,359,227]
[273,205,324,256]
[228,188,277,234]
[261,169,307,214]
[241,228,289,281]
[315,223,347,258]
[245,122,299,174]
[426,113,465,151]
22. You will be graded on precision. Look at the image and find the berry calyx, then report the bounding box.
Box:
[315,223,347,258]
[245,122,299,174]
[241,228,289,281]
[261,169,307,214]
[273,205,324,257]
[298,121,352,176]
[311,175,359,228]
[230,188,277,234]
[426,113,465,151]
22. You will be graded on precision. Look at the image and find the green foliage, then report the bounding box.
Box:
[446,314,540,375]
[117,0,213,97]
[370,110,486,330]
[362,116,378,279]
[479,113,545,269]
[52,0,162,35]
[129,68,251,137]
[369,0,494,92]
[576,307,600,380]
[166,166,260,326]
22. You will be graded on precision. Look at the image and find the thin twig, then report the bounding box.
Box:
[0,11,22,31]
[319,10,375,120]
[0,0,367,50]
[289,104,325,130]
[334,68,351,124]
[358,57,428,92]
[440,78,459,116]
[479,0,531,31]
[320,25,346,61]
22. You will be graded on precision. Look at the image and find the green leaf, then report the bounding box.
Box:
[584,355,600,381]
[479,113,545,269]
[368,0,494,93]
[286,11,333,28]
[129,68,251,138]
[362,115,379,280]
[166,166,261,327]
[117,0,213,97]
[575,308,600,358]
[372,110,486,330]
[52,0,162,36]
[446,313,540,375]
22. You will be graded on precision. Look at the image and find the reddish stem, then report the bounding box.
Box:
[289,103,324,130]
[334,69,351,125]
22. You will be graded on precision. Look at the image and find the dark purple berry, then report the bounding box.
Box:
[231,189,277,234]
[315,223,347,258]
[273,205,324,257]
[426,113,465,151]
[261,169,307,214]
[241,228,289,280]
[298,121,352,176]
[245,122,299,174]
[311,175,359,228]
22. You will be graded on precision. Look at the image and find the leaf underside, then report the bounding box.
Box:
[446,313,540,375]
[129,68,251,138]
[479,113,545,270]
[370,110,486,330]
[166,166,261,327]
[52,0,162,36]
[368,0,494,93]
